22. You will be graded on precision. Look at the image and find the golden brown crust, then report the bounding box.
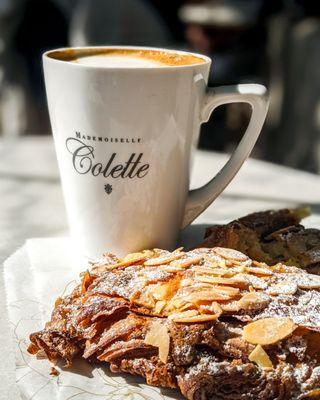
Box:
[201,208,320,274]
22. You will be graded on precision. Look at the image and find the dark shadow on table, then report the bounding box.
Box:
[178,223,213,249]
[310,204,320,215]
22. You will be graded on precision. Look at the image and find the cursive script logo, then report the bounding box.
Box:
[65,138,150,179]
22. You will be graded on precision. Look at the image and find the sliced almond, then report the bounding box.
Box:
[173,313,219,323]
[152,280,180,301]
[144,252,184,266]
[270,263,300,274]
[225,259,252,268]
[212,285,240,296]
[160,265,184,273]
[178,302,196,312]
[123,250,154,263]
[235,274,268,290]
[144,321,170,363]
[187,280,240,296]
[180,278,195,287]
[297,274,320,290]
[132,291,155,309]
[174,247,184,252]
[244,266,273,276]
[267,281,298,296]
[243,317,297,345]
[170,255,203,269]
[168,297,188,310]
[105,250,154,269]
[195,275,247,288]
[199,301,222,317]
[252,260,269,268]
[195,267,235,277]
[154,300,166,314]
[249,345,273,369]
[206,259,227,269]
[213,247,249,262]
[203,252,225,263]
[191,248,211,255]
[185,290,235,303]
[237,292,270,311]
[168,309,198,320]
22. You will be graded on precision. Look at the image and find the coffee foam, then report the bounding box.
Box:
[48,48,206,67]
[74,55,162,68]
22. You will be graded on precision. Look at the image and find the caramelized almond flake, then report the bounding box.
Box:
[123,250,154,263]
[180,278,194,287]
[185,290,235,303]
[133,292,155,309]
[169,297,188,309]
[235,274,268,290]
[160,266,183,273]
[249,345,273,369]
[144,321,170,363]
[238,292,270,311]
[244,266,273,276]
[297,274,320,290]
[213,247,249,262]
[154,300,166,314]
[105,250,154,270]
[226,259,252,268]
[144,252,184,266]
[199,301,222,316]
[179,302,196,312]
[252,260,269,268]
[195,267,234,276]
[195,275,247,288]
[211,285,240,296]
[151,280,180,301]
[170,255,203,269]
[243,317,297,345]
[271,263,301,274]
[168,309,198,320]
[107,250,154,269]
[204,256,226,268]
[267,281,298,296]
[172,313,219,323]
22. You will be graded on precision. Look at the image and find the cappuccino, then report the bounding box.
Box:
[48,48,206,67]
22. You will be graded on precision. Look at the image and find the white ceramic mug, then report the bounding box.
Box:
[43,46,269,258]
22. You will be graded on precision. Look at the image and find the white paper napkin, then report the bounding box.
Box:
[3,238,182,400]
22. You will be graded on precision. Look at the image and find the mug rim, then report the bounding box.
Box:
[43,45,211,71]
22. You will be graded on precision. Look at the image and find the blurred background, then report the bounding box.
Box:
[0,0,319,173]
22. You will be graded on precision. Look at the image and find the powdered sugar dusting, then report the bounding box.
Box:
[257,290,320,329]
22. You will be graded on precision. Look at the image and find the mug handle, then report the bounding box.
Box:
[182,83,269,228]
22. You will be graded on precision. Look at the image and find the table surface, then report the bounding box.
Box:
[1,136,320,399]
